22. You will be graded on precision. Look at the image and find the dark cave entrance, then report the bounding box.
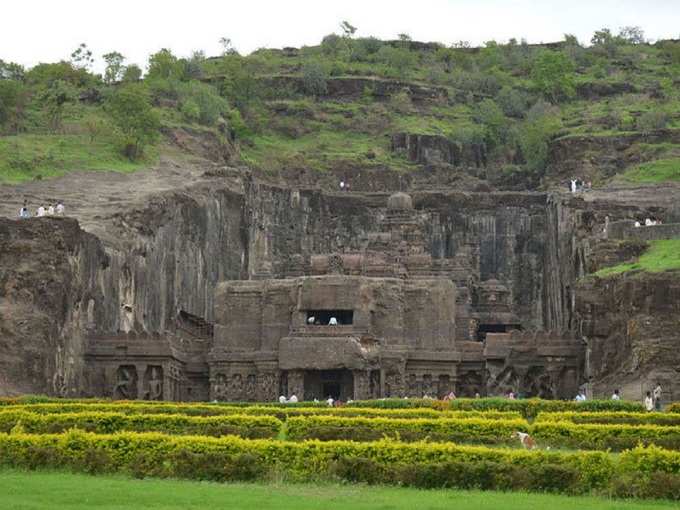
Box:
[477,323,522,342]
[305,310,354,325]
[304,369,354,401]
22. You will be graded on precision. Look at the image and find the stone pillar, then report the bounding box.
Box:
[353,370,371,400]
[287,370,305,400]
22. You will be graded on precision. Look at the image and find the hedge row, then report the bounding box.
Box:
[0,411,281,439]
[537,411,680,427]
[668,403,680,414]
[286,415,680,451]
[532,422,680,451]
[2,403,522,422]
[286,416,528,445]
[1,430,680,498]
[448,398,645,418]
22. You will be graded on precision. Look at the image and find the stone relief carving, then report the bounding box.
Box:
[113,365,138,399]
[144,365,163,400]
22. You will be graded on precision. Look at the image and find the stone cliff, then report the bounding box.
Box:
[0,163,678,400]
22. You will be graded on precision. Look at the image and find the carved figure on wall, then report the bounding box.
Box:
[212,373,228,401]
[113,365,138,400]
[384,372,403,397]
[437,375,452,398]
[422,374,434,397]
[258,372,279,401]
[407,373,420,397]
[144,366,163,400]
[328,254,345,275]
[229,373,244,400]
[245,374,257,401]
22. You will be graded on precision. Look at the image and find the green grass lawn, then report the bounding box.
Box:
[0,134,156,184]
[1,470,677,510]
[595,239,680,277]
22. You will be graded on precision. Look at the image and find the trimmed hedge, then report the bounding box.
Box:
[668,403,680,414]
[2,430,680,498]
[286,415,527,444]
[537,411,680,427]
[0,411,281,439]
[532,422,680,451]
[449,398,645,419]
[2,403,522,422]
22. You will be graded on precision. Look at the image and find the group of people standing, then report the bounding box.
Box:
[18,200,65,219]
[576,384,664,411]
[568,178,592,193]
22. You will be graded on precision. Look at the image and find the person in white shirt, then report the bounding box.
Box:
[47,205,55,216]
[307,316,315,324]
[56,201,65,215]
[279,395,287,404]
[634,221,641,228]
[575,391,587,402]
[36,206,45,217]
[288,394,298,403]
[611,389,621,400]
[326,396,334,407]
[644,391,654,412]
[645,218,653,226]
[339,181,345,190]
[329,317,338,325]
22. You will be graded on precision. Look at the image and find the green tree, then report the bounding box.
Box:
[218,55,262,108]
[519,101,562,174]
[105,84,160,160]
[376,46,416,78]
[147,49,185,80]
[0,59,25,80]
[122,64,142,83]
[39,79,76,131]
[618,26,645,45]
[530,50,575,103]
[591,28,619,57]
[70,43,94,70]
[0,79,27,133]
[340,21,357,38]
[473,98,509,149]
[301,63,328,98]
[103,52,125,84]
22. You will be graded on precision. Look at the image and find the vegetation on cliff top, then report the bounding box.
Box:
[1,25,679,187]
[595,239,680,277]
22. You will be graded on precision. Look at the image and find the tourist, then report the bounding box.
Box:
[329,316,338,325]
[507,390,516,400]
[644,391,654,412]
[279,395,287,404]
[339,181,345,190]
[56,201,65,215]
[307,316,315,324]
[570,179,577,193]
[18,202,30,219]
[474,392,481,399]
[443,391,456,401]
[611,389,621,400]
[326,396,334,407]
[575,390,587,401]
[653,383,663,411]
[645,218,653,226]
[47,204,55,216]
[289,394,298,403]
[36,205,45,217]
[345,182,350,192]
[634,221,641,228]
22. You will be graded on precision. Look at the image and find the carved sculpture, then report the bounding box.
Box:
[113,365,138,399]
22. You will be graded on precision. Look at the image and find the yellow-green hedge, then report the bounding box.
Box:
[2,403,522,422]
[2,430,680,497]
[536,411,680,427]
[449,398,644,418]
[532,422,680,451]
[0,410,280,439]
[286,415,528,444]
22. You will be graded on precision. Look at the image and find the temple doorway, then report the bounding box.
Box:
[303,369,354,401]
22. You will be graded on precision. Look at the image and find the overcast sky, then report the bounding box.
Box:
[2,0,679,72]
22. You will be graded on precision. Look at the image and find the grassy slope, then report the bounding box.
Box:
[1,470,677,510]
[619,158,680,183]
[0,134,155,184]
[595,239,680,277]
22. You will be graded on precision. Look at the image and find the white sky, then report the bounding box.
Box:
[2,0,679,72]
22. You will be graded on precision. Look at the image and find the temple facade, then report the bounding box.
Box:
[85,192,583,401]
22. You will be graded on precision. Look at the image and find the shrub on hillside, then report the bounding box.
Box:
[636,110,668,133]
